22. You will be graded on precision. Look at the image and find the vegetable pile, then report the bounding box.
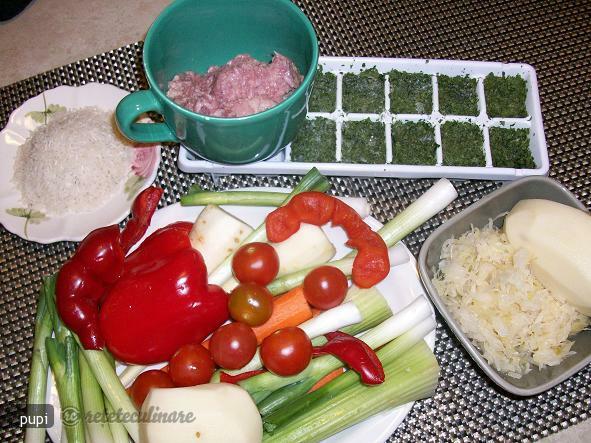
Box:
[26,168,459,443]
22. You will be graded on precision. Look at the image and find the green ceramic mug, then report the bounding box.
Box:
[116,0,318,164]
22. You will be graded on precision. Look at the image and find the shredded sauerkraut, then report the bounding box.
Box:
[432,222,588,378]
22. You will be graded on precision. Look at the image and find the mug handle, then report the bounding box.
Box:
[115,90,178,143]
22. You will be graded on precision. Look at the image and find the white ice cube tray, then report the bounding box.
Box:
[178,56,549,179]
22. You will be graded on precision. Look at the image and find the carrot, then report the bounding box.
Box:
[308,368,345,392]
[252,286,313,344]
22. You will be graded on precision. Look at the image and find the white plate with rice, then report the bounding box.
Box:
[0,83,161,243]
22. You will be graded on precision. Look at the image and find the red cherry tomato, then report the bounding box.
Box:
[303,266,349,310]
[129,369,174,408]
[260,327,312,376]
[168,343,215,387]
[232,242,279,285]
[209,322,257,369]
[228,283,274,326]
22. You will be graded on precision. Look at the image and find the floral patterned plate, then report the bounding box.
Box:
[0,83,161,243]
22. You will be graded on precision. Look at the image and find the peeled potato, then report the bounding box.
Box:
[505,199,591,316]
[139,383,262,443]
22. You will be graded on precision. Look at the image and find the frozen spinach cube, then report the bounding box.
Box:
[489,127,535,168]
[438,75,478,116]
[389,71,433,114]
[484,74,528,118]
[341,119,386,164]
[290,118,337,163]
[309,67,337,113]
[441,121,485,166]
[391,121,437,165]
[342,68,385,114]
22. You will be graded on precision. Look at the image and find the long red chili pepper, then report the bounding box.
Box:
[312,331,385,385]
[266,192,390,288]
[56,186,163,349]
[220,369,267,384]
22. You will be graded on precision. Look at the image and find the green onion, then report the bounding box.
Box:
[104,397,129,443]
[44,275,86,443]
[211,287,390,381]
[262,317,436,424]
[239,298,433,403]
[208,168,330,286]
[181,190,288,206]
[266,178,458,294]
[79,349,139,442]
[263,340,439,442]
[46,335,85,443]
[25,278,54,443]
[257,315,435,417]
[79,353,113,443]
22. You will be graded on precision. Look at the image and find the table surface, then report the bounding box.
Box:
[1,1,590,442]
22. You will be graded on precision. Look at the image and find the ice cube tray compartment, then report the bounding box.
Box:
[178,56,549,179]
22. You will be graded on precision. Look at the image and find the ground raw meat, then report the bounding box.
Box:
[167,53,303,117]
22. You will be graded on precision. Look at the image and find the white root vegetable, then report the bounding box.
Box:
[189,205,253,273]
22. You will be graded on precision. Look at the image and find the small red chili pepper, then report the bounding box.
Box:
[220,369,267,384]
[266,192,390,288]
[56,187,163,350]
[312,331,385,385]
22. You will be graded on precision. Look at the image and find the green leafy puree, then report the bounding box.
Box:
[342,68,385,113]
[489,127,535,168]
[308,67,337,113]
[441,121,485,166]
[389,71,433,114]
[392,121,437,165]
[290,118,337,162]
[484,73,528,118]
[438,75,478,116]
[341,119,386,164]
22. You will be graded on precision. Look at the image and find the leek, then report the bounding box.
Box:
[266,178,457,295]
[208,167,329,286]
[25,278,54,443]
[263,341,440,442]
[239,298,433,402]
[79,353,113,443]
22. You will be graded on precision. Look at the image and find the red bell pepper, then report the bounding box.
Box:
[312,331,385,385]
[266,192,390,288]
[56,187,163,349]
[99,224,229,364]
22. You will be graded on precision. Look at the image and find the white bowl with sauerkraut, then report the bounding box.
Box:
[418,176,591,396]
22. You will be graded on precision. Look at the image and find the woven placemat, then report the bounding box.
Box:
[1,0,590,441]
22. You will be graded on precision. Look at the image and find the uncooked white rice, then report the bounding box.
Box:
[12,107,133,216]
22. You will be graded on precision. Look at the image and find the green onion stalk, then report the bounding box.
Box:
[266,178,458,295]
[208,167,330,286]
[43,275,86,443]
[239,299,434,408]
[25,277,55,443]
[256,315,435,417]
[181,189,289,207]
[79,353,114,443]
[263,340,440,442]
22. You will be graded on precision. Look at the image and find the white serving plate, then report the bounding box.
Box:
[178,56,548,180]
[0,83,161,243]
[47,190,436,443]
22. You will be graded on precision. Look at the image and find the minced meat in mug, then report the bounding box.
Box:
[167,53,303,118]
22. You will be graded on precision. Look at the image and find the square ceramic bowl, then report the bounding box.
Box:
[418,176,591,396]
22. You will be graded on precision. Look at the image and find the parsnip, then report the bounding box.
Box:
[189,205,253,273]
